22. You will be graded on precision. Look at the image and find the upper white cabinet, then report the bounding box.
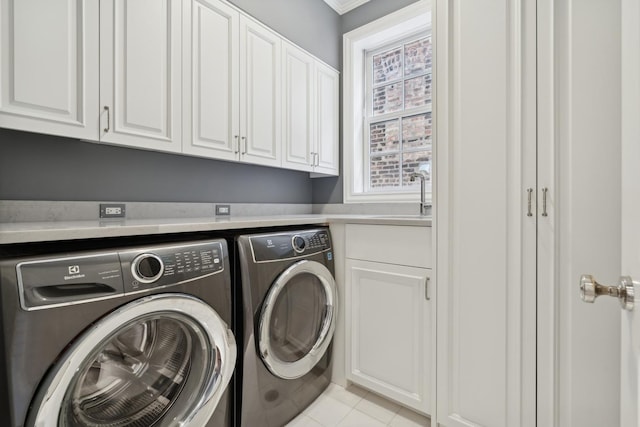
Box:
[1,0,336,174]
[282,42,314,172]
[239,16,281,167]
[313,61,339,176]
[282,42,339,176]
[0,0,100,140]
[182,0,239,161]
[182,0,282,167]
[99,0,182,153]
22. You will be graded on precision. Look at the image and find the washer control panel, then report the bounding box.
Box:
[250,228,331,262]
[15,239,228,310]
[120,241,225,293]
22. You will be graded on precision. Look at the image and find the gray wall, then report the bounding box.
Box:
[342,0,421,34]
[311,0,421,204]
[0,0,420,205]
[0,128,312,203]
[229,0,341,68]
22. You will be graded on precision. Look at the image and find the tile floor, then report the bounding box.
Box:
[284,383,431,427]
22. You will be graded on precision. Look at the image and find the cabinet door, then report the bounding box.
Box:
[239,16,281,167]
[0,0,99,140]
[345,258,431,414]
[313,61,339,176]
[281,42,313,172]
[100,0,182,153]
[435,0,536,426]
[182,0,239,161]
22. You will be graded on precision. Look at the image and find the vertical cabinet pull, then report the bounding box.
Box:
[234,135,239,154]
[241,136,247,155]
[542,188,549,217]
[103,106,110,133]
[425,277,431,301]
[526,188,533,217]
[310,152,316,166]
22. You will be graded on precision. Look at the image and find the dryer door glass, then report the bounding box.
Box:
[27,294,236,427]
[269,272,325,363]
[259,260,337,379]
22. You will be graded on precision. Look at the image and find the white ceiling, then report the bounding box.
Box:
[322,0,370,15]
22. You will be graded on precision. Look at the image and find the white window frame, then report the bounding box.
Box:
[343,0,431,204]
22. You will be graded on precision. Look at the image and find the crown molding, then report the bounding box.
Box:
[322,0,370,15]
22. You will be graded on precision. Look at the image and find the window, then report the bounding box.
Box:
[343,1,431,203]
[366,35,431,192]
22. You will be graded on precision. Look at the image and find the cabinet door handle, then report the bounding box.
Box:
[526,188,533,217]
[234,135,239,154]
[542,187,549,217]
[425,277,430,301]
[241,136,247,155]
[103,106,110,133]
[315,152,320,167]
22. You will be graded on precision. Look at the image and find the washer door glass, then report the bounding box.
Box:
[259,260,337,379]
[28,294,236,427]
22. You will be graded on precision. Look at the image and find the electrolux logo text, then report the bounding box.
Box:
[64,265,86,281]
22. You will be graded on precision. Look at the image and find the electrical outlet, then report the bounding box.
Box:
[215,204,231,216]
[100,203,126,219]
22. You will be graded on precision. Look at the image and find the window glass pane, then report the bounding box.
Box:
[404,74,431,109]
[404,37,431,77]
[402,113,432,150]
[370,119,400,153]
[403,151,431,186]
[373,47,402,85]
[370,153,400,189]
[373,83,403,116]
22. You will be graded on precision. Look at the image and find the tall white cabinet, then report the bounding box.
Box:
[99,0,182,153]
[434,0,537,426]
[0,0,99,140]
[435,0,622,426]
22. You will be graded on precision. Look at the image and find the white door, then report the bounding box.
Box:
[182,0,240,161]
[281,42,314,172]
[100,0,182,153]
[620,0,640,424]
[0,0,99,140]
[239,16,281,167]
[345,259,431,414]
[314,62,339,176]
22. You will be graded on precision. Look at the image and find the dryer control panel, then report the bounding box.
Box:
[249,229,331,262]
[120,241,225,293]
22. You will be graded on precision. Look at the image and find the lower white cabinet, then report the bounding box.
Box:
[344,224,433,415]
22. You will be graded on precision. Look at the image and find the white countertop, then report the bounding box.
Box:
[0,214,431,244]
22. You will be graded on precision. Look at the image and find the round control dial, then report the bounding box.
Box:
[292,235,306,253]
[131,253,164,284]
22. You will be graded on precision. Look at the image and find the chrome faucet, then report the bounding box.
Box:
[409,172,429,216]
